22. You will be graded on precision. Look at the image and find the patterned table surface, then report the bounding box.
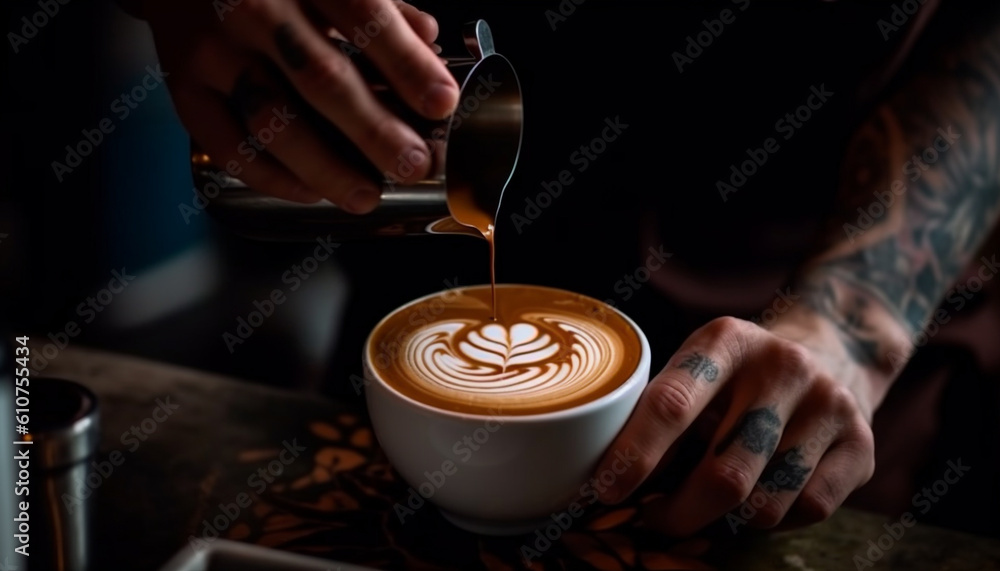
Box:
[39,345,1000,571]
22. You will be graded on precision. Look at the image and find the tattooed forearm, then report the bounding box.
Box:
[801,281,883,367]
[799,15,1000,371]
[677,352,719,382]
[715,407,781,457]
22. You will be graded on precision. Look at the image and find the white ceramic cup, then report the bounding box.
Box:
[363,285,651,535]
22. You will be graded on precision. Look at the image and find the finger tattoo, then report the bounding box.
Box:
[677,352,719,382]
[760,446,812,491]
[275,23,308,70]
[714,406,781,457]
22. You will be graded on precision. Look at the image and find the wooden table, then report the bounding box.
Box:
[37,345,1000,570]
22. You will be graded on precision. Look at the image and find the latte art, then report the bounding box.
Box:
[407,315,623,404]
[369,285,641,415]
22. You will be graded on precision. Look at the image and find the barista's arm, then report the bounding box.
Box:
[790,11,1000,415]
[592,9,1000,534]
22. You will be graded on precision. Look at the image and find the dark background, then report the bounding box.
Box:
[4,0,999,540]
[3,0,907,383]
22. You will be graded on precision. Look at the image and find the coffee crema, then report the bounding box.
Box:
[368,284,641,415]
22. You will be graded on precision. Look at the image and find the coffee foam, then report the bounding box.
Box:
[369,285,641,415]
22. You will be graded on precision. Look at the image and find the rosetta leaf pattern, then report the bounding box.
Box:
[460,323,559,370]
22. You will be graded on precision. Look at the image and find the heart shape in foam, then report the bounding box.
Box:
[403,314,623,400]
[458,323,560,370]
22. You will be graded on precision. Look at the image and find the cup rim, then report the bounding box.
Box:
[363,283,651,423]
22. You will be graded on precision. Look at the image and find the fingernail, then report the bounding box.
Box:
[406,147,428,168]
[422,81,458,119]
[343,187,380,214]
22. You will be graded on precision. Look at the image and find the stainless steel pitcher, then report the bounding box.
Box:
[189,20,523,241]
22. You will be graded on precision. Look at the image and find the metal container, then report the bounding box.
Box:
[30,378,101,571]
[190,20,523,242]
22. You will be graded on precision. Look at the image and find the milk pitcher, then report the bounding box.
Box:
[189,20,523,241]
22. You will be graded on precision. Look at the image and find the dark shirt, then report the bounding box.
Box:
[420,1,934,311]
